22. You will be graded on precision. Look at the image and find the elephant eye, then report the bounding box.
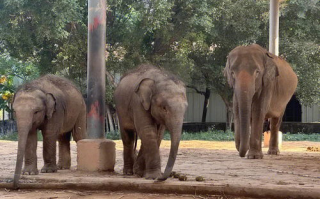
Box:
[162,106,167,112]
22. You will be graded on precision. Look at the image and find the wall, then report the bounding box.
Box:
[184,89,227,123]
[185,89,320,123]
[302,104,320,122]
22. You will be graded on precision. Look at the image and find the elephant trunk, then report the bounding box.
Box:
[237,93,252,157]
[235,73,254,157]
[13,119,32,189]
[157,120,182,181]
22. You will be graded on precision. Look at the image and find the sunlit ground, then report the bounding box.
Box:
[111,140,319,153]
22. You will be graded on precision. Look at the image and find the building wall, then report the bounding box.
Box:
[302,104,320,122]
[184,89,227,122]
[185,89,320,123]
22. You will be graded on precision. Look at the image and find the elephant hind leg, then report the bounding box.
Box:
[121,128,137,175]
[57,131,71,170]
[267,115,283,155]
[133,143,145,177]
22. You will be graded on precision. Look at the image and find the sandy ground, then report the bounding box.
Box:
[0,140,320,198]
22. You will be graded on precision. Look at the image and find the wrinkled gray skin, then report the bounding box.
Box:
[224,44,297,159]
[12,75,87,189]
[114,64,188,181]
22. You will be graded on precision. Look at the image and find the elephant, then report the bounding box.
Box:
[114,64,188,181]
[224,44,297,159]
[12,75,87,189]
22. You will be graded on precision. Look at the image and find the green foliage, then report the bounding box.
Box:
[0,131,43,141]
[1,131,320,142]
[106,131,121,140]
[283,132,320,142]
[0,0,319,107]
[280,0,320,105]
[0,0,87,93]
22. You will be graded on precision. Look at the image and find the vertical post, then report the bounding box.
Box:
[269,0,279,55]
[87,0,106,139]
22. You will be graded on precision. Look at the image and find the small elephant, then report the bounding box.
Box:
[224,44,297,159]
[12,75,87,188]
[114,64,188,181]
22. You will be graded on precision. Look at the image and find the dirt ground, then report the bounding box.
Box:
[0,140,320,198]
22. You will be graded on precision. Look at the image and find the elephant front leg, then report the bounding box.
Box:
[41,131,58,173]
[267,117,282,155]
[23,129,39,175]
[57,132,71,170]
[247,105,264,159]
[139,129,161,179]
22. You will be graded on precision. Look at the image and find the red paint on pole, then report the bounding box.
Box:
[88,17,103,31]
[87,101,104,123]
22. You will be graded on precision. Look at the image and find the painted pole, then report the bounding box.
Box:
[269,0,279,55]
[87,0,106,139]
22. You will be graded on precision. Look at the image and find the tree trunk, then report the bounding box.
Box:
[226,104,233,131]
[106,105,115,133]
[201,88,211,123]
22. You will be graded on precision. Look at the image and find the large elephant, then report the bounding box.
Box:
[12,75,87,189]
[114,64,188,181]
[224,44,297,159]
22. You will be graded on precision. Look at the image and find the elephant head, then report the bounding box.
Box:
[135,78,188,180]
[224,44,279,157]
[12,88,56,189]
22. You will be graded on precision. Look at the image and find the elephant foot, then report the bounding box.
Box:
[247,150,264,159]
[41,164,57,173]
[57,160,71,170]
[133,164,145,177]
[133,160,145,177]
[267,148,280,155]
[57,163,70,170]
[145,169,161,180]
[133,169,144,177]
[123,167,134,175]
[23,165,39,175]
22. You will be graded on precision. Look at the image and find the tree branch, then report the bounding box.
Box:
[105,70,117,88]
[186,85,206,95]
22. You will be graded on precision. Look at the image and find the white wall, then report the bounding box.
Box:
[184,89,227,122]
[302,104,320,123]
[185,89,320,123]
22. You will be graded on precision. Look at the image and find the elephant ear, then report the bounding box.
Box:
[46,93,56,119]
[263,52,279,86]
[224,57,234,87]
[135,78,155,111]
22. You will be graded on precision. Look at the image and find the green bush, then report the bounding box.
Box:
[1,131,319,142]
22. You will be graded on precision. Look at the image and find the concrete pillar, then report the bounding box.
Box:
[77,139,116,171]
[263,131,283,149]
[87,0,106,139]
[77,0,116,172]
[269,0,280,56]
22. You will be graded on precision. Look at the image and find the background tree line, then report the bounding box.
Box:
[0,0,319,124]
